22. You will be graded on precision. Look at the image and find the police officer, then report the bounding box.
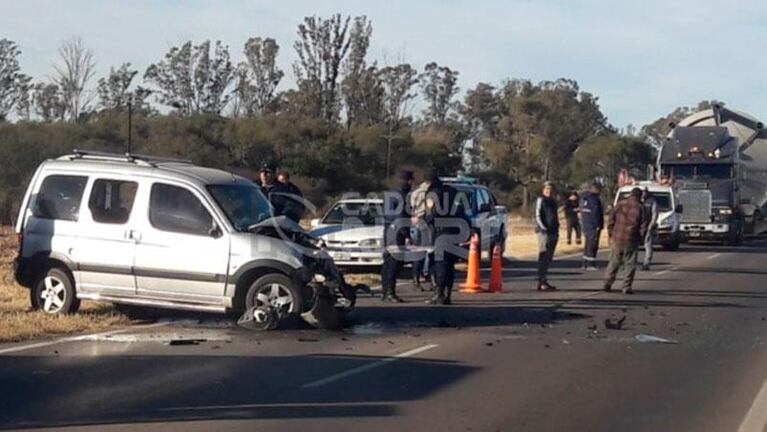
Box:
[380,170,414,303]
[276,170,305,223]
[425,172,469,305]
[535,181,559,291]
[257,162,305,223]
[580,181,604,271]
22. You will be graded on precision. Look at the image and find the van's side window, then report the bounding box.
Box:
[33,175,88,221]
[149,183,214,236]
[88,179,138,224]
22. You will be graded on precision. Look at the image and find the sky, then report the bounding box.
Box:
[3,0,767,128]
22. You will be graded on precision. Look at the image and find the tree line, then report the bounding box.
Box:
[0,14,693,224]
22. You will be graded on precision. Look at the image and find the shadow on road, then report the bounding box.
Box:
[0,353,477,429]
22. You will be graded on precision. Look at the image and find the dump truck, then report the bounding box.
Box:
[657,104,767,244]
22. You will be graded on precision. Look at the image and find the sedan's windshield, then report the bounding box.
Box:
[322,202,383,225]
[207,184,273,231]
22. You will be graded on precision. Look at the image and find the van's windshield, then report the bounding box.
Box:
[207,184,273,231]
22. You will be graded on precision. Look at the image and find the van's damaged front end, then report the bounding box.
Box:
[239,217,366,330]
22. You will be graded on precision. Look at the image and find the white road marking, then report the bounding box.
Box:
[0,321,172,355]
[707,253,722,260]
[302,343,439,389]
[738,374,767,432]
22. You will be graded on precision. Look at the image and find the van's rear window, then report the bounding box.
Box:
[33,175,88,221]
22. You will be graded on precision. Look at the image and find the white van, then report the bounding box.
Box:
[13,151,353,327]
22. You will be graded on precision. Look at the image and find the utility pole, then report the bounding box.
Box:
[126,100,133,155]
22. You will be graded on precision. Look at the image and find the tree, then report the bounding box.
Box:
[419,62,460,124]
[233,37,284,116]
[144,40,235,115]
[568,135,655,195]
[461,82,501,170]
[97,63,152,113]
[0,39,31,121]
[341,16,379,127]
[292,14,358,124]
[53,37,96,122]
[380,63,418,128]
[32,83,66,122]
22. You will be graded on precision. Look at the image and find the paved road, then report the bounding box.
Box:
[3,239,767,431]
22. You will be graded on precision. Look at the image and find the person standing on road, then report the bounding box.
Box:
[380,170,414,303]
[424,171,469,305]
[580,181,604,271]
[535,181,559,291]
[563,191,581,245]
[276,170,305,223]
[409,179,431,290]
[641,188,659,271]
[603,187,648,294]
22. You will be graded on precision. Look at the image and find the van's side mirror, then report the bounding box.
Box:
[310,218,320,228]
[675,205,683,214]
[208,223,223,238]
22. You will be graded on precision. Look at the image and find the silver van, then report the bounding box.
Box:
[13,151,355,328]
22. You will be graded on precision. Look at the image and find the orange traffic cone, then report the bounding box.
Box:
[460,233,483,293]
[488,244,503,293]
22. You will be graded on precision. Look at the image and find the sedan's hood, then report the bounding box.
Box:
[310,224,384,242]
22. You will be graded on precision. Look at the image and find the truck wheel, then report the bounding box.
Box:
[663,238,680,251]
[32,267,79,314]
[244,273,304,316]
[749,211,762,235]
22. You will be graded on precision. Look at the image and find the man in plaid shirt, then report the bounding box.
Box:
[603,187,648,294]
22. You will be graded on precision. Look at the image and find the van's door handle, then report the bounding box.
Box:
[126,230,142,241]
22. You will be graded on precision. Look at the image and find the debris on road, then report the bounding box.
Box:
[167,339,206,346]
[634,334,679,344]
[604,316,627,330]
[297,338,319,342]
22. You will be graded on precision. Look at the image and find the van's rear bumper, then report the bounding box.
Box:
[13,256,33,288]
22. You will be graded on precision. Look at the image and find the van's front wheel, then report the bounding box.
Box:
[244,273,303,316]
[32,267,79,314]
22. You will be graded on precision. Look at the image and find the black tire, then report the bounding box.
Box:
[31,267,79,314]
[662,235,680,251]
[244,273,304,316]
[749,211,762,235]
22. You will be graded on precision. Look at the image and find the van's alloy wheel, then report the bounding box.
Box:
[245,274,303,315]
[33,268,79,314]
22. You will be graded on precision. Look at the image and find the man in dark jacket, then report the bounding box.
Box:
[276,170,305,223]
[563,191,581,245]
[535,181,559,291]
[380,170,414,303]
[424,172,470,305]
[257,162,291,219]
[603,187,648,294]
[580,181,604,271]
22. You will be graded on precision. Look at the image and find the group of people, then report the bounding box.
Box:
[535,181,657,294]
[380,170,470,306]
[256,162,305,223]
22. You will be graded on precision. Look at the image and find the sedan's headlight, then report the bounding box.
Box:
[358,238,382,247]
[717,208,733,215]
[657,215,673,228]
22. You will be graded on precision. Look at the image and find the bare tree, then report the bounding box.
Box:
[0,39,32,121]
[341,16,375,127]
[53,37,96,122]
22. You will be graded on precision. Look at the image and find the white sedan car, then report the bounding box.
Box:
[310,199,385,267]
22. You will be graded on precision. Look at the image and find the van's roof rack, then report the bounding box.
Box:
[62,149,192,166]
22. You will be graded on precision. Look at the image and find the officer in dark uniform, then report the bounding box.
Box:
[424,172,469,305]
[257,162,303,222]
[580,181,604,271]
[380,170,414,303]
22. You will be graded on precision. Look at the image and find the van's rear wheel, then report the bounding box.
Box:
[244,274,303,315]
[32,267,79,314]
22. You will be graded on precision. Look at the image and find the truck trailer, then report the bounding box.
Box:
[658,105,767,244]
